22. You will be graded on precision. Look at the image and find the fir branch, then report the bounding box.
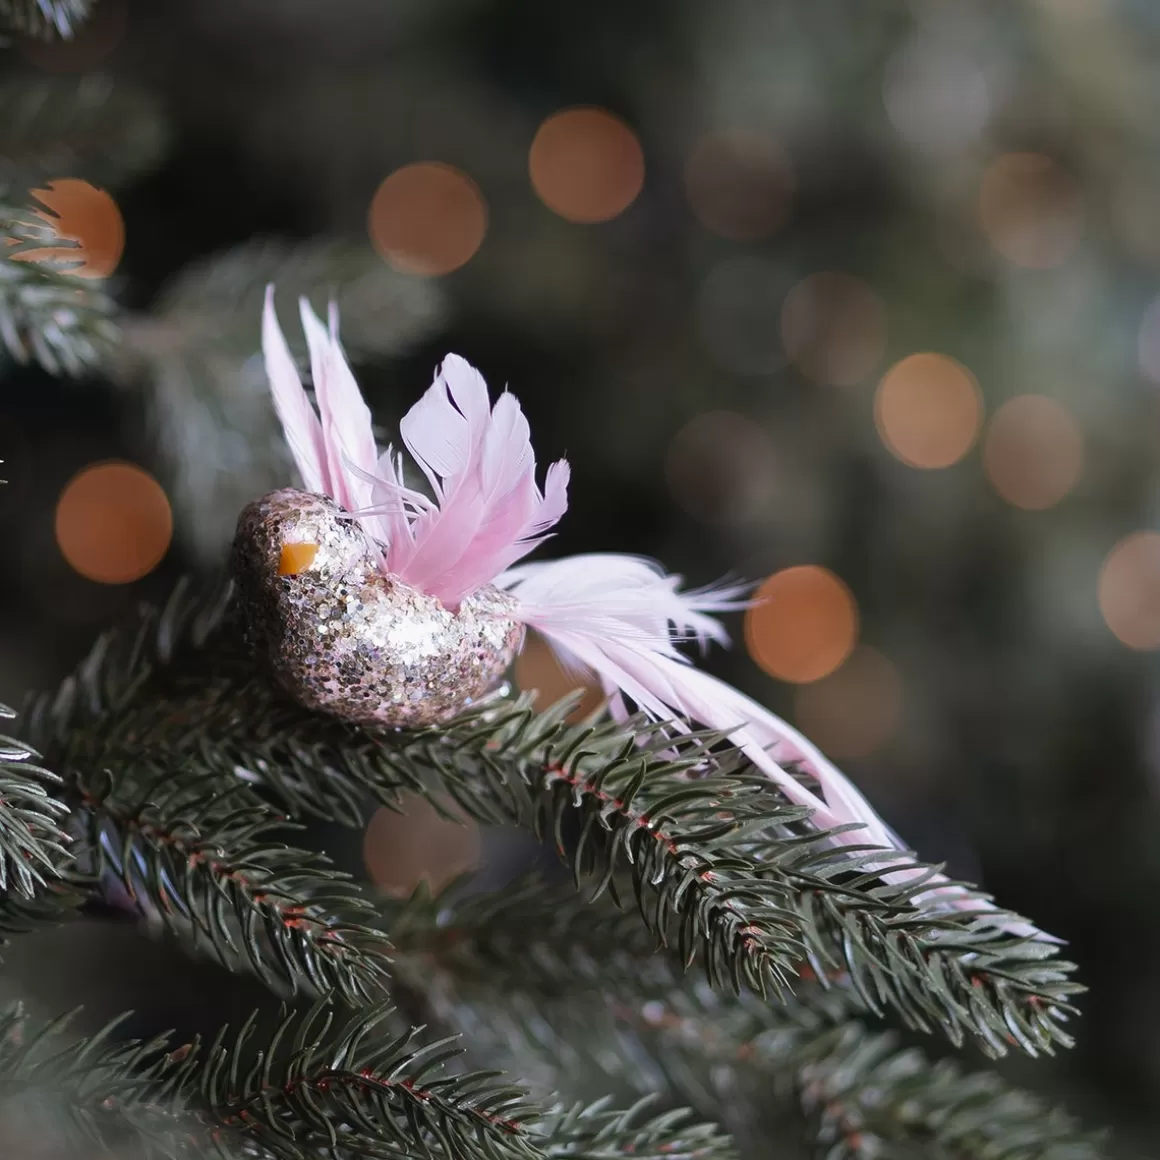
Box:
[75,766,392,1003]
[0,200,119,375]
[0,1004,215,1159]
[0,0,92,39]
[0,76,169,192]
[615,992,1110,1160]
[0,1000,733,1160]
[0,703,72,898]
[532,1099,735,1160]
[387,880,1107,1160]
[383,874,664,1000]
[25,583,1082,1058]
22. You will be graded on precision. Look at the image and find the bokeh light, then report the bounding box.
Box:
[780,272,887,386]
[696,256,785,375]
[55,462,172,584]
[515,633,604,722]
[684,129,793,240]
[19,0,126,72]
[16,180,125,278]
[529,107,644,224]
[665,411,774,524]
[368,162,487,276]
[979,153,1084,269]
[1099,532,1160,650]
[874,353,983,469]
[363,795,481,898]
[983,395,1084,510]
[883,35,989,154]
[745,566,858,684]
[793,646,903,758]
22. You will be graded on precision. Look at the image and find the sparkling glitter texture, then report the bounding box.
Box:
[231,488,524,727]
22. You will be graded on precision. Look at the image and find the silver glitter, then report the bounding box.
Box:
[231,489,524,727]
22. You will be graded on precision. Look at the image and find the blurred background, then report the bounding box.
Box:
[2,0,1160,1152]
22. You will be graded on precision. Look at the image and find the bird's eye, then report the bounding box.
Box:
[279,541,319,575]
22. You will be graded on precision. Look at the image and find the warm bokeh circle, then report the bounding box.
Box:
[55,461,172,584]
[369,162,487,276]
[745,566,858,684]
[793,646,903,759]
[874,352,983,469]
[983,395,1083,510]
[1099,531,1160,650]
[529,107,645,223]
[20,179,125,278]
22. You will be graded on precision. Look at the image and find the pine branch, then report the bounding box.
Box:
[0,1000,733,1160]
[383,874,664,1000]
[0,0,92,39]
[0,76,168,192]
[24,582,1083,1059]
[74,765,393,1003]
[0,200,119,376]
[386,879,1109,1160]
[531,1099,734,1160]
[615,992,1110,1160]
[0,703,72,898]
[0,1004,216,1159]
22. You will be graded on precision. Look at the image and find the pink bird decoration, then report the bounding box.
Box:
[238,288,1048,939]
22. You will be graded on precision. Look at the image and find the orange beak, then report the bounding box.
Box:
[278,541,319,576]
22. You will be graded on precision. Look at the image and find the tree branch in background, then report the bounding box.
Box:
[385,875,1110,1160]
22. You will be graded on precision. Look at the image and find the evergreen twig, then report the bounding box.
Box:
[0,199,118,375]
[0,703,72,898]
[387,876,1110,1160]
[75,766,393,1003]
[23,582,1083,1059]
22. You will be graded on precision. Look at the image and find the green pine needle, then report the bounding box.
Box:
[0,704,72,899]
[24,580,1084,1060]
[0,200,119,376]
[75,766,393,1003]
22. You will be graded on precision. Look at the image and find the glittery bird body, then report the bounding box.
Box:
[232,289,1048,939]
[232,488,523,726]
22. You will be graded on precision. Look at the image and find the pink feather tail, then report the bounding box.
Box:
[501,554,1050,941]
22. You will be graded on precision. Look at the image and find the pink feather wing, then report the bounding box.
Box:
[261,288,328,496]
[502,554,1048,939]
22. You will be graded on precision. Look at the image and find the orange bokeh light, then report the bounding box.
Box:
[665,410,774,524]
[368,162,487,276]
[529,107,644,224]
[793,646,903,759]
[780,272,887,386]
[55,461,172,584]
[745,566,858,684]
[515,633,604,722]
[979,153,1083,269]
[1099,531,1160,650]
[874,353,983,469]
[983,395,1083,510]
[363,795,481,898]
[16,180,125,278]
[684,129,793,241]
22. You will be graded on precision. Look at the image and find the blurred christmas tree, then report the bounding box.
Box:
[3,0,1160,1156]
